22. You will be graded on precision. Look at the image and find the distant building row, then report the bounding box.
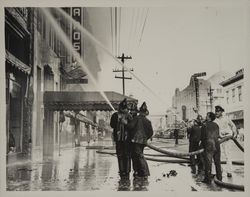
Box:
[168,69,244,130]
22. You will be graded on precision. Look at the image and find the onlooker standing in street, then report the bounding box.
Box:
[187,115,203,174]
[201,112,222,184]
[110,99,131,180]
[9,130,16,153]
[128,102,154,180]
[214,105,237,178]
[174,128,179,145]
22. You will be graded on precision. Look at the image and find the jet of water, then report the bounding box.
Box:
[40,8,116,112]
[55,7,168,106]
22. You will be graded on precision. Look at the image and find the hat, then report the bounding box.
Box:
[215,105,224,112]
[119,98,128,110]
[139,102,149,115]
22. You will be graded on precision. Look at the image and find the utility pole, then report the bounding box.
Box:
[113,53,133,95]
[208,86,214,111]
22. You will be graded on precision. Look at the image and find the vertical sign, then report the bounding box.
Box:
[72,7,81,55]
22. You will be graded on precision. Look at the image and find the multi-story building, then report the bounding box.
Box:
[5,7,103,158]
[172,71,231,121]
[172,77,210,121]
[220,68,244,130]
[32,7,102,156]
[5,8,34,155]
[206,71,232,111]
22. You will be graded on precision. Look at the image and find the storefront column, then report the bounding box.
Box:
[43,108,54,159]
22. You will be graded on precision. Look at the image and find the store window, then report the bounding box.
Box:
[232,88,235,103]
[8,75,23,153]
[226,91,229,104]
[238,86,242,102]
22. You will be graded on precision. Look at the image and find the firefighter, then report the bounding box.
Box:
[110,99,131,180]
[128,102,154,180]
[201,112,222,184]
[187,115,203,174]
[214,105,237,178]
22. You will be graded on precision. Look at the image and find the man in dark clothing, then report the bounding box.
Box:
[128,103,139,177]
[128,102,154,180]
[187,115,203,174]
[201,112,222,184]
[174,129,179,145]
[110,98,131,180]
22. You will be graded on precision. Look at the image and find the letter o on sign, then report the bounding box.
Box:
[73,32,81,40]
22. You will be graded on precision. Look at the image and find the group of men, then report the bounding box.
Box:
[188,105,237,184]
[110,99,154,181]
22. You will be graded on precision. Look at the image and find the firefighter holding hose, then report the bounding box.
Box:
[214,105,237,178]
[110,99,131,181]
[187,115,204,174]
[128,102,154,181]
[201,112,222,184]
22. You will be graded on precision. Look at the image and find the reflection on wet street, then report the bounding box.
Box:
[7,139,244,191]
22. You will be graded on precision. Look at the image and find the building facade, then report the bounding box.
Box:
[172,77,210,121]
[220,68,244,130]
[5,8,34,155]
[5,7,103,159]
[172,72,231,121]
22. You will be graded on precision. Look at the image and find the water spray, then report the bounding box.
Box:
[40,8,115,112]
[55,7,167,106]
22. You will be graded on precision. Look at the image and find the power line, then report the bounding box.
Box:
[127,8,135,54]
[115,7,117,56]
[138,8,149,47]
[131,8,149,57]
[56,7,168,106]
[110,8,114,55]
[130,8,140,54]
[118,7,121,56]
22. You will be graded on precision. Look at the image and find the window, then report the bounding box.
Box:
[226,91,229,104]
[232,89,235,103]
[37,10,42,33]
[42,15,46,39]
[238,86,242,102]
[217,88,222,94]
[49,26,55,50]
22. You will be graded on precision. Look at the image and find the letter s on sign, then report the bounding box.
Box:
[73,42,81,50]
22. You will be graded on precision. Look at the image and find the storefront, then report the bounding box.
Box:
[5,8,32,155]
[6,60,29,154]
[227,110,244,129]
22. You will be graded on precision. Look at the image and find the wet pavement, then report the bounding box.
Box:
[6,138,244,191]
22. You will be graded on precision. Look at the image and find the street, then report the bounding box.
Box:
[7,138,244,191]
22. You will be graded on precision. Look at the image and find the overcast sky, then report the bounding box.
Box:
[84,6,248,115]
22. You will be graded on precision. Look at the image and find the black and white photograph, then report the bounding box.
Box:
[0,0,249,194]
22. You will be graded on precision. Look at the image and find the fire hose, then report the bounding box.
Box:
[97,136,244,190]
[146,135,245,190]
[96,150,243,166]
[96,150,191,163]
[232,138,244,152]
[144,153,189,160]
[146,135,233,157]
[214,177,244,191]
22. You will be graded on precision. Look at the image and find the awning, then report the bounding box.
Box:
[227,110,244,120]
[44,91,138,111]
[6,50,31,74]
